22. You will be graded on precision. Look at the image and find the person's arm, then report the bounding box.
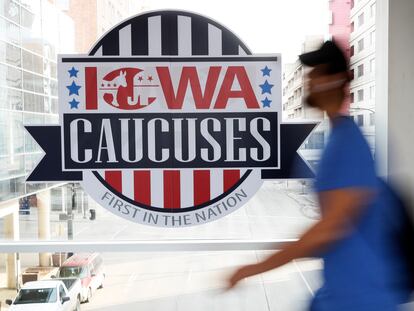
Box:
[227,187,374,289]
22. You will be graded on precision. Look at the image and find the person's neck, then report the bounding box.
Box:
[324,95,344,121]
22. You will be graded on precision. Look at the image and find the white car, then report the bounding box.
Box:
[5,280,81,311]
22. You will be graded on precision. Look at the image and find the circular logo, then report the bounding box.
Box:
[53,10,282,227]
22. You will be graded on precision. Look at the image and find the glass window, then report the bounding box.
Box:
[0,154,25,180]
[357,64,364,77]
[58,266,88,278]
[0,87,22,110]
[23,71,44,93]
[11,111,24,154]
[0,41,21,67]
[0,0,20,23]
[358,12,364,26]
[22,50,43,74]
[350,45,354,57]
[357,114,364,126]
[370,113,375,126]
[350,21,354,32]
[25,181,46,194]
[304,132,325,149]
[0,17,21,45]
[350,92,354,103]
[0,111,10,156]
[23,112,44,153]
[370,85,375,99]
[23,91,45,112]
[0,63,22,88]
[14,288,57,304]
[358,89,364,101]
[59,285,66,300]
[50,97,58,114]
[370,3,376,18]
[24,152,42,174]
[358,38,364,52]
[370,30,375,45]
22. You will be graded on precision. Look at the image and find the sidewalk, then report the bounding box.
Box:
[273,180,321,220]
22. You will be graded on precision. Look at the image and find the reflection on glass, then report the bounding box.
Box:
[0,87,23,110]
[58,266,87,278]
[1,0,20,24]
[0,63,22,88]
[23,92,46,112]
[0,17,21,45]
[23,71,44,93]
[0,40,21,67]
[22,49,43,74]
[13,288,58,304]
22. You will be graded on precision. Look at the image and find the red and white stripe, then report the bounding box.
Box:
[100,169,246,208]
[92,13,249,209]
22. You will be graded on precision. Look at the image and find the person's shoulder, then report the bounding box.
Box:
[331,116,367,145]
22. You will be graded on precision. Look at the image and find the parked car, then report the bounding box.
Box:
[57,253,104,303]
[5,279,81,311]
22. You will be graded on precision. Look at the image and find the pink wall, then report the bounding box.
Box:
[329,0,352,110]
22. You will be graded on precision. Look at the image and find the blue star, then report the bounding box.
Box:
[69,98,80,109]
[261,66,272,77]
[66,81,81,96]
[68,66,79,78]
[261,97,271,108]
[259,80,274,95]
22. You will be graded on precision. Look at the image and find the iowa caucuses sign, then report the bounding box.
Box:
[26,11,316,227]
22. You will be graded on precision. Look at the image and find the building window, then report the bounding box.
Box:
[350,21,354,32]
[358,89,364,101]
[350,45,354,57]
[370,30,375,45]
[370,85,375,99]
[350,69,355,80]
[358,38,364,52]
[370,113,375,126]
[370,58,375,73]
[358,12,364,26]
[305,132,325,149]
[357,114,364,126]
[370,3,376,18]
[351,0,354,9]
[350,92,354,103]
[357,64,364,77]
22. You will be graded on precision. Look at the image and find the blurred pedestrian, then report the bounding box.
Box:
[227,40,411,310]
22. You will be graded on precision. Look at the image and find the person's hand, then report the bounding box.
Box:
[226,264,260,290]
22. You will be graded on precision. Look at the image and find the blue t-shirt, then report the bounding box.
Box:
[311,116,407,311]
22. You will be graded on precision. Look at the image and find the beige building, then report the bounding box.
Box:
[282,36,326,170]
[56,0,144,53]
[349,0,376,150]
[282,36,325,121]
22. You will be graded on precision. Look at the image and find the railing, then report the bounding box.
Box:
[0,239,296,253]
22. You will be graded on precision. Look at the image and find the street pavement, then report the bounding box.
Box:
[1,181,323,310]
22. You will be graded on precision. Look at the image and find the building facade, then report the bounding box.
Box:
[329,0,352,112]
[0,0,76,288]
[349,0,376,150]
[282,36,324,121]
[0,0,74,203]
[58,0,142,53]
[282,36,325,169]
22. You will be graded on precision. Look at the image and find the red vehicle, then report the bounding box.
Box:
[57,253,105,303]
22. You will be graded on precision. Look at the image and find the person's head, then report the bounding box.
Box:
[299,40,350,116]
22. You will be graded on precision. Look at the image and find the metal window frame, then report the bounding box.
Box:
[0,239,296,253]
